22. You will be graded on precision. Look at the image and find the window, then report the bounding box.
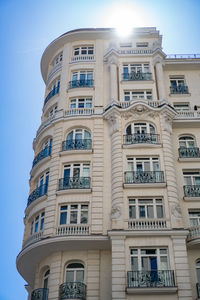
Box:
[70,98,92,109]
[31,212,45,235]
[53,53,63,66]
[136,42,148,48]
[72,71,93,81]
[126,123,156,135]
[66,129,91,141]
[66,263,84,283]
[173,103,190,111]
[41,138,52,150]
[183,172,200,186]
[189,211,200,227]
[73,46,94,56]
[48,105,57,117]
[37,171,49,195]
[123,63,150,74]
[179,136,195,148]
[124,91,152,101]
[43,269,50,289]
[49,78,60,92]
[170,76,185,87]
[130,248,169,271]
[127,157,160,172]
[129,198,164,219]
[64,163,90,179]
[59,204,88,225]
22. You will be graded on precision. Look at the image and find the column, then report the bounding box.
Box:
[48,252,62,300]
[154,57,166,100]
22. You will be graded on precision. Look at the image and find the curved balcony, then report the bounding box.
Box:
[69,79,94,89]
[56,224,89,236]
[32,146,52,168]
[59,282,86,300]
[179,147,200,158]
[124,133,160,145]
[188,226,200,241]
[62,139,92,151]
[170,85,189,94]
[31,288,48,300]
[27,184,48,207]
[44,86,59,106]
[127,270,175,289]
[58,177,90,190]
[184,185,200,197]
[124,171,164,184]
[122,72,152,81]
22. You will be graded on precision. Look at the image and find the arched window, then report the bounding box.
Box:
[179,136,195,148]
[63,129,91,150]
[196,260,200,285]
[126,122,156,135]
[125,122,158,144]
[43,269,50,289]
[66,263,84,283]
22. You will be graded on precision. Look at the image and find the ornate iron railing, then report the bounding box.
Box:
[125,171,164,184]
[32,146,52,168]
[128,219,167,230]
[62,139,92,151]
[69,79,94,88]
[170,85,189,94]
[197,283,200,298]
[188,226,200,241]
[184,185,200,197]
[27,184,48,207]
[124,133,160,145]
[44,86,60,106]
[127,270,175,288]
[179,147,200,158]
[59,282,86,300]
[31,288,48,300]
[122,72,152,81]
[59,177,90,190]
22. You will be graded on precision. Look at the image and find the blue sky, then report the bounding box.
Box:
[0,0,200,299]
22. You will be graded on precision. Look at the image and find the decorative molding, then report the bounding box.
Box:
[111,204,121,219]
[170,203,182,219]
[104,111,120,135]
[121,104,160,120]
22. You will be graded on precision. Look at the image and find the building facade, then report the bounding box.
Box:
[16,28,200,300]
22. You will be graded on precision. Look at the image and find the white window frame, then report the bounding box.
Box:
[59,204,89,225]
[63,163,90,178]
[123,63,150,73]
[72,70,93,81]
[179,136,195,148]
[37,171,49,187]
[70,98,92,109]
[43,269,50,289]
[31,211,45,234]
[129,198,164,219]
[66,263,85,283]
[49,77,60,91]
[127,157,160,172]
[170,76,185,87]
[173,103,190,111]
[183,172,200,185]
[124,90,152,101]
[189,211,200,227]
[66,129,91,140]
[73,46,94,56]
[53,53,63,66]
[48,105,57,117]
[126,122,156,135]
[136,42,149,48]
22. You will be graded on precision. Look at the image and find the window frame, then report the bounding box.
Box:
[129,198,164,220]
[123,63,150,74]
[59,204,89,225]
[73,46,94,56]
[69,98,92,109]
[31,211,45,235]
[127,157,160,172]
[124,90,152,101]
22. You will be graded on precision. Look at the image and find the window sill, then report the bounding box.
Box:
[56,189,92,195]
[126,286,177,295]
[169,93,191,97]
[121,79,154,84]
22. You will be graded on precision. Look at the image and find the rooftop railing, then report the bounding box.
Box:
[127,270,175,288]
[166,54,200,59]
[122,72,152,81]
[179,147,200,158]
[44,86,60,106]
[59,282,86,300]
[32,146,52,168]
[58,177,90,190]
[124,171,164,184]
[31,288,48,300]
[184,185,200,197]
[124,133,160,145]
[27,184,48,207]
[170,85,189,94]
[62,139,92,151]
[69,79,94,89]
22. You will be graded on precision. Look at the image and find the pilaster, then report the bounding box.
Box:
[154,56,166,100]
[87,250,100,300]
[48,252,62,300]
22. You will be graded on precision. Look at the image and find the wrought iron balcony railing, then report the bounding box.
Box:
[184,185,200,197]
[122,72,152,81]
[188,226,200,241]
[125,171,164,184]
[127,270,175,288]
[170,85,189,94]
[62,139,92,151]
[59,282,86,300]
[44,86,60,106]
[124,133,160,145]
[197,283,200,298]
[32,146,52,168]
[179,147,200,158]
[31,288,48,300]
[59,177,90,190]
[69,79,94,89]
[27,184,48,207]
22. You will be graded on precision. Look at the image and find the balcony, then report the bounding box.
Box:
[59,282,86,300]
[197,283,200,299]
[124,171,164,184]
[69,79,94,89]
[184,185,200,198]
[44,86,60,106]
[127,270,176,289]
[170,85,189,94]
[124,134,160,145]
[56,224,89,236]
[58,177,90,190]
[62,139,92,151]
[23,232,43,248]
[179,147,200,158]
[27,184,48,207]
[188,226,200,241]
[31,288,48,300]
[122,72,152,81]
[65,108,94,116]
[32,146,52,168]
[128,219,167,230]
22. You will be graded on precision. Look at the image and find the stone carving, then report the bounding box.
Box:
[111,205,121,219]
[161,113,173,134]
[106,113,120,135]
[121,104,159,120]
[170,203,182,219]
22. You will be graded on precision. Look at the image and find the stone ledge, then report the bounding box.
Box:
[126,286,178,294]
[56,189,92,195]
[123,144,162,149]
[59,149,93,156]
[123,182,166,188]
[178,157,200,162]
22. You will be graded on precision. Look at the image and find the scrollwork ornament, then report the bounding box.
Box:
[111,205,121,219]
[170,203,182,219]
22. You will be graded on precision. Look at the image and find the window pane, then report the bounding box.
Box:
[76,270,84,282]
[129,206,136,219]
[131,257,138,270]
[156,205,163,218]
[70,211,78,224]
[139,206,145,218]
[147,206,154,218]
[40,218,44,230]
[160,256,168,270]
[66,270,74,282]
[142,257,149,270]
[81,211,88,223]
[60,212,67,225]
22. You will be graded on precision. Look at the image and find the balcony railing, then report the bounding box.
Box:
[197,283,200,298]
[188,226,200,241]
[179,147,200,158]
[23,232,43,247]
[117,99,166,109]
[65,108,94,116]
[31,288,48,300]
[56,224,89,236]
[127,270,175,288]
[27,184,48,207]
[44,86,60,106]
[128,219,167,230]
[32,146,52,168]
[124,171,164,184]
[59,177,90,190]
[59,282,86,300]
[184,185,200,197]
[124,134,160,145]
[122,72,152,81]
[170,85,189,94]
[71,55,95,62]
[62,139,92,151]
[69,79,94,89]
